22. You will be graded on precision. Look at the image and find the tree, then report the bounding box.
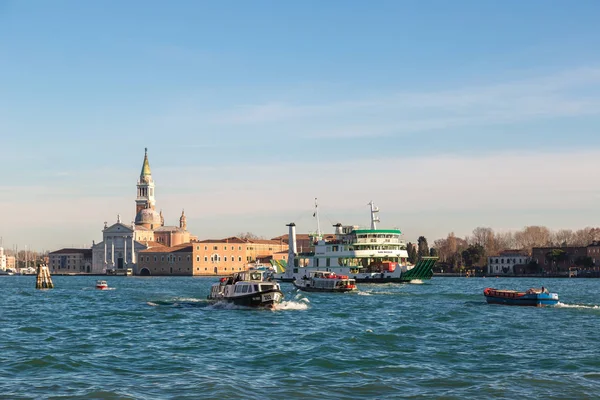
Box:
[552,229,574,246]
[407,242,416,264]
[237,232,264,240]
[417,236,429,259]
[545,249,568,274]
[429,248,438,257]
[515,226,551,255]
[461,244,485,267]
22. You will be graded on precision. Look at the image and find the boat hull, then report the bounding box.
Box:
[484,288,559,307]
[293,283,355,293]
[208,289,284,308]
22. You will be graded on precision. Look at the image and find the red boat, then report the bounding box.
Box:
[96,280,109,290]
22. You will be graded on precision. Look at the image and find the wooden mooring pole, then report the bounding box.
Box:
[36,264,54,289]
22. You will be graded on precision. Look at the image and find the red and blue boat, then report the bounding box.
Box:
[483,287,559,307]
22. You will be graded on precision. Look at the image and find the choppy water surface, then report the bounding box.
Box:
[1,276,599,399]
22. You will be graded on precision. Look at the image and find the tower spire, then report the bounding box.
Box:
[140,147,152,179]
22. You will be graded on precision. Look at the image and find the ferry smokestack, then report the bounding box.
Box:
[333,223,342,235]
[286,223,297,268]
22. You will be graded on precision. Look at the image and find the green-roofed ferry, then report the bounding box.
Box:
[274,200,437,284]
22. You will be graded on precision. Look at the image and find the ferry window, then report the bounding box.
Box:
[254,285,259,291]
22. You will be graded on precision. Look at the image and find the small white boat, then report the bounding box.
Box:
[96,280,109,290]
[293,271,357,292]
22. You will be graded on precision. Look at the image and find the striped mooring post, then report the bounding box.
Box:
[36,264,54,289]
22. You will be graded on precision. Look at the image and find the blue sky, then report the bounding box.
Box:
[1,0,600,251]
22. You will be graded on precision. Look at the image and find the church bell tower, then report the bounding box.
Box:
[136,148,156,214]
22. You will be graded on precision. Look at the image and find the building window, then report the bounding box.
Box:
[204,246,208,250]
[196,256,200,262]
[178,256,181,262]
[213,246,218,251]
[238,256,242,262]
[204,256,208,262]
[154,256,157,261]
[224,246,227,250]
[161,256,164,262]
[238,246,242,250]
[224,256,227,262]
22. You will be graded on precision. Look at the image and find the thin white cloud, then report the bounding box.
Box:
[177,66,600,138]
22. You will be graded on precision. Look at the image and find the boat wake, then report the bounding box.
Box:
[555,302,600,310]
[409,279,424,284]
[274,300,309,311]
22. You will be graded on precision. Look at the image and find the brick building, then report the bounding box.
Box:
[137,237,288,276]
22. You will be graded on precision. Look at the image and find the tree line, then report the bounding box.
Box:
[408,226,600,271]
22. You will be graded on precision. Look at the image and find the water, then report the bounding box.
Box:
[1,276,599,399]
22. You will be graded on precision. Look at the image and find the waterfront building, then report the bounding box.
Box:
[531,246,588,276]
[49,248,93,273]
[6,255,16,271]
[487,250,530,275]
[587,241,600,266]
[137,237,288,276]
[487,250,529,275]
[0,247,6,271]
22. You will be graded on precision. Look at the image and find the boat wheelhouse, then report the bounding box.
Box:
[275,200,436,283]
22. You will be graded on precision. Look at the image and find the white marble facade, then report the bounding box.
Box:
[91,216,148,274]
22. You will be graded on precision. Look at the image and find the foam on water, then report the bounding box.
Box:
[274,300,310,311]
[555,302,600,309]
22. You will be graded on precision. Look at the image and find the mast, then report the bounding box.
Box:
[368,201,380,230]
[314,198,322,237]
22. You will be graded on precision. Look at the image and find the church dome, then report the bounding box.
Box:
[135,208,162,227]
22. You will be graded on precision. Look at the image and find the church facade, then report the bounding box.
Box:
[90,148,194,274]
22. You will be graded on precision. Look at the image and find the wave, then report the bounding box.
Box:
[555,302,600,310]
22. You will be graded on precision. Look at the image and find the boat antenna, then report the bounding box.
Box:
[368,201,380,230]
[314,197,321,237]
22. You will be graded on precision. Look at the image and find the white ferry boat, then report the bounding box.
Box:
[208,270,284,308]
[274,201,436,283]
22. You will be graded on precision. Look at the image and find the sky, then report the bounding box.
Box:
[1,0,600,251]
